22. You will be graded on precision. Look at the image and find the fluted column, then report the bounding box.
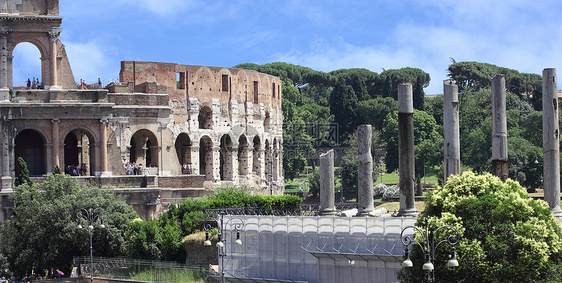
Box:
[99,118,109,176]
[48,29,61,90]
[51,118,60,171]
[1,119,12,191]
[0,30,9,101]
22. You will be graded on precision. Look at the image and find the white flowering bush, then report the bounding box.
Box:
[382,185,399,200]
[398,172,562,282]
[373,183,387,198]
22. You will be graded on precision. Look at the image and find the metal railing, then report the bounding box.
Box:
[73,256,209,283]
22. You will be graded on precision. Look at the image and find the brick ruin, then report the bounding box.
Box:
[0,0,284,222]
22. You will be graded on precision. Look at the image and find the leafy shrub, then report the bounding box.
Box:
[398,172,562,282]
[125,187,302,262]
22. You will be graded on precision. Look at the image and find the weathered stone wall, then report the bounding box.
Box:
[1,0,59,15]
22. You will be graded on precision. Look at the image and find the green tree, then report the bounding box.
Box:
[1,174,137,277]
[14,157,32,187]
[355,97,397,130]
[399,172,562,282]
[380,110,442,186]
[380,67,430,100]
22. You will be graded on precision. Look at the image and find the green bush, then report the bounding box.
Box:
[125,187,302,262]
[398,172,562,283]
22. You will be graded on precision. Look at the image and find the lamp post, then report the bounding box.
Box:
[400,218,460,282]
[77,208,106,283]
[203,209,244,283]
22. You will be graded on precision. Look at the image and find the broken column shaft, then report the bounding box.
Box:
[397,83,417,216]
[319,149,336,216]
[357,124,374,216]
[491,74,508,181]
[443,80,460,183]
[542,68,562,218]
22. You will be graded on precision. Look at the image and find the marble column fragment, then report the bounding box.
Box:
[357,124,374,216]
[491,75,508,181]
[397,83,417,217]
[542,68,562,219]
[443,81,460,183]
[319,149,336,216]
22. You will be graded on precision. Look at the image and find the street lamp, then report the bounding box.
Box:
[400,217,460,282]
[77,208,106,283]
[203,209,244,283]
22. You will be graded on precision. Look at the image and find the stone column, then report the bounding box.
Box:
[319,149,336,215]
[491,75,508,181]
[212,145,221,182]
[0,30,9,101]
[1,120,12,191]
[542,68,562,218]
[51,118,60,171]
[397,83,417,217]
[48,29,61,90]
[357,124,374,216]
[443,81,460,183]
[190,145,200,175]
[98,118,110,176]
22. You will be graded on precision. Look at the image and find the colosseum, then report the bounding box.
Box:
[0,0,284,222]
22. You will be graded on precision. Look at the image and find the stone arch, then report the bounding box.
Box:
[10,40,47,89]
[175,133,192,174]
[14,129,47,177]
[219,134,233,181]
[63,128,96,176]
[199,135,213,180]
[238,134,250,176]
[198,105,213,129]
[272,138,279,183]
[130,129,158,168]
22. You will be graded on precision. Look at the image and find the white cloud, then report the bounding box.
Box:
[63,41,119,85]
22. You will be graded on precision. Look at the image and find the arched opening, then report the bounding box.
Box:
[175,133,192,174]
[252,136,261,175]
[12,42,43,89]
[198,106,213,129]
[238,135,249,176]
[129,130,158,174]
[64,130,94,176]
[15,129,46,177]
[199,136,213,180]
[219,134,233,181]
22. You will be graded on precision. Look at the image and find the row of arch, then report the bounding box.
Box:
[14,127,280,183]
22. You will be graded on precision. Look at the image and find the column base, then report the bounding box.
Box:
[1,176,13,192]
[46,85,62,91]
[319,208,337,216]
[95,171,112,177]
[0,87,10,102]
[397,208,418,217]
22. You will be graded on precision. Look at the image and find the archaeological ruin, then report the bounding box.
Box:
[0,0,284,222]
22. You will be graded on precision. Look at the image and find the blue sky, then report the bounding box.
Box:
[12,0,562,94]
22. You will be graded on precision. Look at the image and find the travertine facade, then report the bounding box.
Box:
[0,0,283,221]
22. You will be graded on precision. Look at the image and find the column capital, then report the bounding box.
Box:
[100,118,109,124]
[0,30,8,39]
[48,28,61,41]
[51,118,60,124]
